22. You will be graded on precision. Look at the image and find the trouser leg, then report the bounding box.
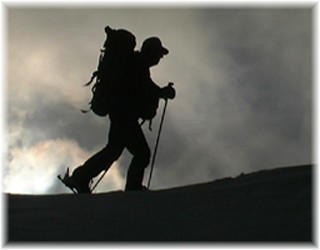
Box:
[72,144,123,183]
[72,121,124,188]
[124,123,151,191]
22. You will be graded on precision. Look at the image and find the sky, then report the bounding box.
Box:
[4,6,313,194]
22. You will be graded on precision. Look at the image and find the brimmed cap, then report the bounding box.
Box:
[141,37,169,55]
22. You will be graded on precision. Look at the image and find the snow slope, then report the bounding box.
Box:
[6,164,312,242]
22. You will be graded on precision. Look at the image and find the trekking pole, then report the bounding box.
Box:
[90,170,108,193]
[147,83,173,189]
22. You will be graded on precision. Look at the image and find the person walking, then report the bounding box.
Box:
[68,36,175,193]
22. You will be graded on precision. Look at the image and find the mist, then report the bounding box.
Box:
[6,7,312,193]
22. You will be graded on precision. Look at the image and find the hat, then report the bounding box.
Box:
[141,37,169,55]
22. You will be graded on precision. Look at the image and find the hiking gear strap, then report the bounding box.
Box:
[147,98,169,189]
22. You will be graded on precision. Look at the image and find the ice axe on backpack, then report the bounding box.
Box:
[147,82,174,189]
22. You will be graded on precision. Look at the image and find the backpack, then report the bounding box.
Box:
[82,26,136,117]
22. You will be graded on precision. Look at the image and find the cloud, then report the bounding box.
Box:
[142,8,312,188]
[5,138,124,194]
[6,8,312,193]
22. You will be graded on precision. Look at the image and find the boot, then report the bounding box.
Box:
[71,166,91,193]
[125,166,145,191]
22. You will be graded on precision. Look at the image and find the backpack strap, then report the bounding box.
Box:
[140,119,153,131]
[84,71,98,87]
[84,48,105,87]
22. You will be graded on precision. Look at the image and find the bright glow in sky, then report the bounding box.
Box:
[5,6,312,194]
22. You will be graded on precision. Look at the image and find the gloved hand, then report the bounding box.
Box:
[161,83,176,100]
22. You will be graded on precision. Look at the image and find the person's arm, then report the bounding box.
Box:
[159,82,176,100]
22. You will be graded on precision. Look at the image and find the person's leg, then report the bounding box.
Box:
[71,120,125,192]
[124,122,151,191]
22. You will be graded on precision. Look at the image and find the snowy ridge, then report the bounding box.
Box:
[7,164,312,242]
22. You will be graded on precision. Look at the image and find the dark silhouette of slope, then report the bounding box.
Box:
[6,164,312,242]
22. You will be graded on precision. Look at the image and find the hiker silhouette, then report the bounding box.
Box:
[70,28,175,193]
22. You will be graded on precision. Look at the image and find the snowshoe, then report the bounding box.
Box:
[57,168,91,194]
